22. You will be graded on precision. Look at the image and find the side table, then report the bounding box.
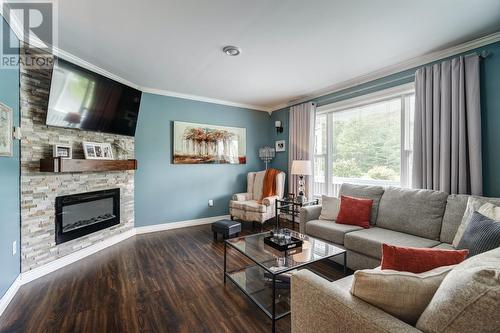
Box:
[275,197,319,231]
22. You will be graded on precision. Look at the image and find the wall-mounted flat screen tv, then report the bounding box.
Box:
[46,57,142,137]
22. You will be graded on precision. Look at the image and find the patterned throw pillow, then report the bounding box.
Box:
[457,211,500,257]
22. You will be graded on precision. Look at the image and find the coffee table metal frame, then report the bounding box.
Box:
[223,230,346,333]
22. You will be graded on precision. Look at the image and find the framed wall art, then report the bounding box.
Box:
[0,102,13,157]
[275,140,286,152]
[173,121,246,164]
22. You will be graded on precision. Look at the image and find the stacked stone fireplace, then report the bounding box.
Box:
[20,47,134,272]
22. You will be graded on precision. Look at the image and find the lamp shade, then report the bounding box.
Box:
[291,160,312,175]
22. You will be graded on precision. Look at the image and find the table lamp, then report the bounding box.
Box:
[291,160,312,203]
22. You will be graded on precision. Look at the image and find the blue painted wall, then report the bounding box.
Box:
[135,93,271,226]
[0,18,20,298]
[271,41,500,197]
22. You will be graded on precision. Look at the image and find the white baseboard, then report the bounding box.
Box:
[135,215,230,234]
[0,275,22,318]
[20,228,137,285]
[0,214,232,318]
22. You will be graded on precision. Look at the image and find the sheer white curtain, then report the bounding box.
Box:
[288,102,316,197]
[412,55,482,195]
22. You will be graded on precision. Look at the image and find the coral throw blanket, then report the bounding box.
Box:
[260,168,281,202]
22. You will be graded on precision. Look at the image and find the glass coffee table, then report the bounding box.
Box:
[223,229,346,333]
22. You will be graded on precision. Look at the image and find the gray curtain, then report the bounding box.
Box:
[412,55,482,195]
[288,102,316,196]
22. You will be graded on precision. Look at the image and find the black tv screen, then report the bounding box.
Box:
[46,58,142,137]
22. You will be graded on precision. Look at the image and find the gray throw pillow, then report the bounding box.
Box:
[457,211,500,257]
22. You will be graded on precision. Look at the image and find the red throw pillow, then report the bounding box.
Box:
[336,195,373,229]
[381,244,469,273]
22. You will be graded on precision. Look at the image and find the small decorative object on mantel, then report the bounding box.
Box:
[275,140,285,152]
[83,142,114,160]
[258,146,275,169]
[0,102,13,157]
[52,144,72,159]
[113,139,128,160]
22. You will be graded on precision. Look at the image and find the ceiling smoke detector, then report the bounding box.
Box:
[222,45,241,56]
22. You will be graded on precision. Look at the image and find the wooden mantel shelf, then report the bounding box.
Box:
[40,158,138,173]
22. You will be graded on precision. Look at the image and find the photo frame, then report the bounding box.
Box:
[275,140,286,152]
[52,144,72,159]
[0,102,13,157]
[83,142,114,160]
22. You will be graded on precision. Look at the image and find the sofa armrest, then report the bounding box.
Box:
[291,270,422,333]
[299,205,322,233]
[262,195,279,206]
[232,192,251,201]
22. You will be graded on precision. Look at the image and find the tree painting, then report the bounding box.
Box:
[173,121,246,164]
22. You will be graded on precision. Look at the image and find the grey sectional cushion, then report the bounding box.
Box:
[441,195,500,244]
[339,183,384,225]
[344,227,440,259]
[376,187,448,240]
[440,194,469,244]
[306,220,363,245]
[433,243,455,250]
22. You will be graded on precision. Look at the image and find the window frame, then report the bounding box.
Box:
[314,83,415,196]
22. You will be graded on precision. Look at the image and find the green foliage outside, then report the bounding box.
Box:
[332,108,400,181]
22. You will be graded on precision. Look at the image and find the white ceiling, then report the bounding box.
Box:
[21,1,500,110]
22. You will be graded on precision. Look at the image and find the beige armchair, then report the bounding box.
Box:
[229,170,286,225]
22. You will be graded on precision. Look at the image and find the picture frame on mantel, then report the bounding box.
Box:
[0,102,13,157]
[52,144,72,159]
[83,142,114,160]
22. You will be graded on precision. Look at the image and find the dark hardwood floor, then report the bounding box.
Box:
[0,221,346,333]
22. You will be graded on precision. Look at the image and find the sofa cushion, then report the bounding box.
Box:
[416,247,500,333]
[319,195,340,221]
[336,195,372,229]
[440,194,469,244]
[457,211,500,257]
[376,187,448,240]
[433,243,455,250]
[229,200,267,213]
[339,183,384,225]
[344,227,440,259]
[453,197,500,247]
[306,220,363,245]
[442,195,500,245]
[380,244,468,273]
[351,265,455,325]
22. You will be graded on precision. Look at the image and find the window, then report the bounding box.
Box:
[314,84,415,197]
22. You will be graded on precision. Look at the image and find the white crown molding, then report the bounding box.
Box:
[2,8,498,113]
[270,31,500,111]
[135,215,230,234]
[140,87,270,112]
[0,275,21,318]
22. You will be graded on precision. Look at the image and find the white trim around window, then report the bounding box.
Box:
[313,83,415,197]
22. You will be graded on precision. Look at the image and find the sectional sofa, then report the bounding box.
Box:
[293,183,500,332]
[299,183,500,270]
